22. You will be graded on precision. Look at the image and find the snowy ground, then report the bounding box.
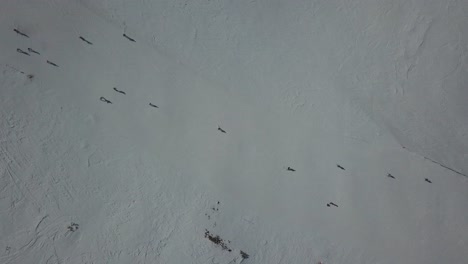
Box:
[1,0,467,263]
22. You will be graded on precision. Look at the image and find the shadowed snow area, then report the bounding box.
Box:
[1,0,467,263]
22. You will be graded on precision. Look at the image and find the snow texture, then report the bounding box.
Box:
[1,0,468,263]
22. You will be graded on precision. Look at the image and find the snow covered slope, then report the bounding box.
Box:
[78,0,468,176]
[1,0,467,263]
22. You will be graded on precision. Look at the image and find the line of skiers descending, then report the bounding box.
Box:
[100,88,160,109]
[13,28,138,69]
[14,27,438,213]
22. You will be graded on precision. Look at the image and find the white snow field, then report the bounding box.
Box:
[1,0,467,263]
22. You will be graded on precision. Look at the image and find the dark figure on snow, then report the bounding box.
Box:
[425,178,432,183]
[113,87,126,95]
[28,48,40,55]
[79,36,93,45]
[17,48,30,56]
[387,173,395,179]
[100,97,112,104]
[14,29,29,38]
[218,126,226,133]
[46,60,59,67]
[337,164,345,170]
[149,103,158,108]
[123,33,136,42]
[287,167,296,172]
[67,222,79,232]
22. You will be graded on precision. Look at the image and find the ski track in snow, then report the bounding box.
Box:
[1,0,468,263]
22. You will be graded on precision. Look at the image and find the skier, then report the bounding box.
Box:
[123,33,136,42]
[113,87,126,95]
[46,60,59,67]
[14,29,29,38]
[79,36,93,45]
[100,97,112,104]
[17,48,30,56]
[28,48,40,55]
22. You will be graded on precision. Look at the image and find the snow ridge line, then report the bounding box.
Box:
[422,155,467,178]
[401,146,467,178]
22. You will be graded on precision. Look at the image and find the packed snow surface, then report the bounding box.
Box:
[1,0,467,263]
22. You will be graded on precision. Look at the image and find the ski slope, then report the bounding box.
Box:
[1,0,467,263]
